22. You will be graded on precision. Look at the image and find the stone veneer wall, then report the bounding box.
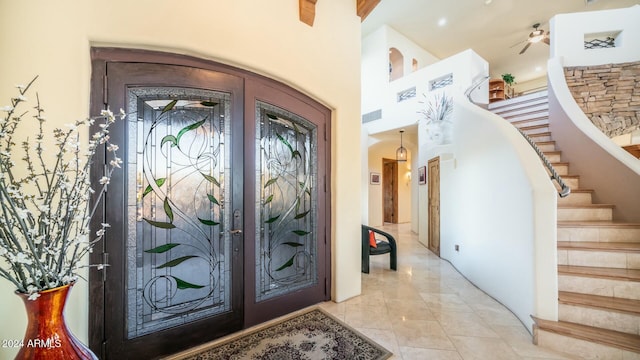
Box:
[564,61,640,137]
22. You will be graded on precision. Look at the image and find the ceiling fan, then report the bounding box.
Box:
[517,23,550,54]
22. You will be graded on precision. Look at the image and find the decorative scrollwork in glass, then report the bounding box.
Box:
[255,102,318,302]
[126,88,232,338]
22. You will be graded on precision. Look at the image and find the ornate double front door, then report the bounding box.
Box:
[89,51,330,359]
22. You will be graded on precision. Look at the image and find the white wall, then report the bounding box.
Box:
[0,1,362,358]
[361,25,440,121]
[514,75,547,95]
[386,25,440,75]
[367,140,414,226]
[418,91,558,332]
[550,5,640,67]
[362,27,390,116]
[366,49,489,136]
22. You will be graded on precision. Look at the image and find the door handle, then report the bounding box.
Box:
[231,209,242,236]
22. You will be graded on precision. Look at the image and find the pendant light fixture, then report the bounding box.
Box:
[396,129,407,162]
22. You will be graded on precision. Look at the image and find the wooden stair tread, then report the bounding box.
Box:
[557,175,579,179]
[558,265,640,282]
[560,189,593,194]
[557,204,615,209]
[550,162,568,166]
[520,124,550,131]
[528,131,552,137]
[559,291,640,315]
[558,221,640,229]
[558,241,640,252]
[532,316,640,353]
[543,150,561,156]
[535,140,556,145]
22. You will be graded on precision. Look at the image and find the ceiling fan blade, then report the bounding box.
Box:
[519,42,531,55]
[543,37,550,45]
[510,39,526,48]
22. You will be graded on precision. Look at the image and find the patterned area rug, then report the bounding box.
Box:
[176,307,392,360]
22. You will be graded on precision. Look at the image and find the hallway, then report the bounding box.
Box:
[320,223,573,360]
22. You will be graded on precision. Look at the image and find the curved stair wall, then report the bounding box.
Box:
[433,93,558,333]
[548,58,640,222]
[546,4,640,223]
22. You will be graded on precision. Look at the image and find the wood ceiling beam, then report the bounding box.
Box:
[299,0,318,26]
[357,0,380,22]
[299,0,380,26]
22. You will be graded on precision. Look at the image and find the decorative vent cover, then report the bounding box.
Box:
[429,73,453,91]
[362,109,382,123]
[397,87,416,102]
[584,31,620,50]
[584,37,616,49]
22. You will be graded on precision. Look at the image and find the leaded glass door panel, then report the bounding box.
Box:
[129,88,233,338]
[94,62,244,359]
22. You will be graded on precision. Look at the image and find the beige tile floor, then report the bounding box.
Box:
[320,223,576,360]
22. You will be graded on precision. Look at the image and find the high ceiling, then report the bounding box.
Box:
[362,0,640,86]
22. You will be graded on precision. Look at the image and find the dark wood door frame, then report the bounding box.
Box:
[89,48,331,359]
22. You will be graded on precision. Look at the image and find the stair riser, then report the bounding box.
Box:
[558,249,639,269]
[513,118,550,129]
[503,111,549,124]
[555,178,580,190]
[535,328,640,360]
[558,227,640,243]
[537,143,557,152]
[557,192,593,206]
[522,127,551,137]
[547,164,568,175]
[488,91,548,111]
[529,134,553,142]
[558,208,613,221]
[558,304,640,336]
[497,104,549,118]
[544,153,562,163]
[491,97,549,114]
[558,275,640,301]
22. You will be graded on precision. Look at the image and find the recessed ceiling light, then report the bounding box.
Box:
[438,18,447,26]
[485,0,492,4]
[535,66,542,71]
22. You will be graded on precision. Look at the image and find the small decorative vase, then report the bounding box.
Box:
[427,122,445,144]
[15,283,97,360]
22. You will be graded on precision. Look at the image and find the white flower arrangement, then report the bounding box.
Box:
[0,77,123,300]
[418,92,454,144]
[418,92,453,125]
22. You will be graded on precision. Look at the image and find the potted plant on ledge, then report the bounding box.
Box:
[501,73,515,98]
[0,77,123,359]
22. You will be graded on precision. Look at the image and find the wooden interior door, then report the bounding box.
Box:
[382,159,398,223]
[428,157,440,256]
[89,49,330,359]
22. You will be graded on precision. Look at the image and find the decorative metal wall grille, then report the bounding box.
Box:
[429,73,453,91]
[584,37,616,49]
[362,109,382,123]
[397,87,416,102]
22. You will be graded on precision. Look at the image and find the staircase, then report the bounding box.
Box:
[489,91,640,360]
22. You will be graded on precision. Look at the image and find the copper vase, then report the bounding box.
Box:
[15,283,97,360]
